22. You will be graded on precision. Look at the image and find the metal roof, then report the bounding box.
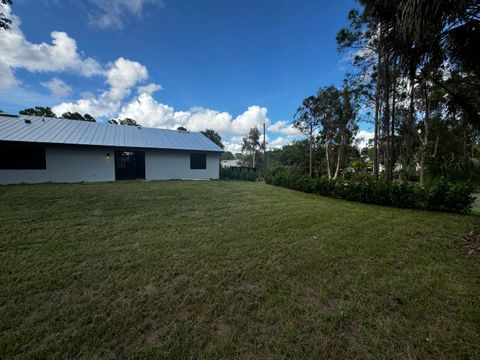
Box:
[0,115,223,152]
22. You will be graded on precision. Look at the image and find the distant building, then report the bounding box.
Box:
[0,114,223,184]
[221,159,243,168]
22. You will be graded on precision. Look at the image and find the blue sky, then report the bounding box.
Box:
[0,0,371,152]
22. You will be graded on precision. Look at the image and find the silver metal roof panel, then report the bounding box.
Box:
[0,115,223,152]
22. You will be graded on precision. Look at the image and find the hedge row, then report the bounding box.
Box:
[220,166,256,181]
[266,169,475,213]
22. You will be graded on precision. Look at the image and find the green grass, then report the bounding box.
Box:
[0,181,479,359]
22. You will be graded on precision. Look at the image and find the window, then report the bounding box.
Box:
[190,153,207,169]
[0,143,46,170]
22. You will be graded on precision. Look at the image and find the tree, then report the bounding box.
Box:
[242,127,262,168]
[294,96,323,177]
[84,114,96,122]
[108,118,140,126]
[201,129,224,149]
[62,112,96,122]
[360,0,480,126]
[221,151,235,161]
[177,126,187,131]
[1,0,12,31]
[19,107,56,117]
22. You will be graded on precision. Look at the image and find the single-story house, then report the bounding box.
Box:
[0,114,223,184]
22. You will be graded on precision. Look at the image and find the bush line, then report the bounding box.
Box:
[220,166,257,181]
[265,169,475,213]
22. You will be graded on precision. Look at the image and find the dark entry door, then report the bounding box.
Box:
[114,150,145,180]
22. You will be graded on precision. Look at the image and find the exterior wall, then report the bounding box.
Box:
[0,145,115,184]
[0,145,220,184]
[145,149,220,180]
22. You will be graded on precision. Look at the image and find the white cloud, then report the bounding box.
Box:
[137,83,163,95]
[355,130,374,149]
[118,94,271,135]
[223,140,243,154]
[41,77,72,98]
[0,5,102,90]
[270,136,292,148]
[87,0,164,29]
[53,58,149,117]
[0,63,17,90]
[268,120,299,136]
[229,105,269,135]
[104,57,148,101]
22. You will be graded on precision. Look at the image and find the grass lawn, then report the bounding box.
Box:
[1,181,479,359]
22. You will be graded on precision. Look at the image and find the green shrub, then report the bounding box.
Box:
[220,166,256,181]
[265,169,474,213]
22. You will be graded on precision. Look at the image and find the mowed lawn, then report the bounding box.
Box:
[0,181,479,359]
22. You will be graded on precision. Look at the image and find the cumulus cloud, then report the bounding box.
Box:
[41,78,72,98]
[118,94,271,135]
[87,0,164,29]
[268,120,299,136]
[355,130,374,149]
[0,5,102,90]
[104,57,148,101]
[0,63,17,90]
[270,136,292,148]
[137,83,163,95]
[53,58,149,117]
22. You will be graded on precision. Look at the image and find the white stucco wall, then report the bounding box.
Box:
[0,145,115,185]
[0,145,220,184]
[145,149,220,180]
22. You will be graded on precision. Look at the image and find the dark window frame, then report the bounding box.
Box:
[0,142,46,170]
[190,152,207,170]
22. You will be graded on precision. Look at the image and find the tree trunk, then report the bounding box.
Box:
[252,151,255,169]
[406,74,416,178]
[325,144,331,179]
[309,125,313,177]
[383,61,391,181]
[419,79,429,186]
[391,70,396,178]
[374,51,381,182]
[333,135,345,180]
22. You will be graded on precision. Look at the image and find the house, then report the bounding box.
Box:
[220,159,244,168]
[0,114,223,184]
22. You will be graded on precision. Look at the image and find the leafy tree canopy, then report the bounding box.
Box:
[0,0,12,31]
[19,107,56,117]
[62,112,96,122]
[221,151,235,161]
[201,129,224,149]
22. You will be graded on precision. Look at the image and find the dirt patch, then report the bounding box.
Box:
[145,332,160,345]
[140,283,158,295]
[214,319,230,337]
[465,230,480,255]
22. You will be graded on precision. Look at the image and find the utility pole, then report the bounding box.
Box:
[263,123,267,177]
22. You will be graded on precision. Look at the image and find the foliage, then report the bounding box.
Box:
[220,151,235,161]
[108,118,140,126]
[0,0,12,31]
[242,127,263,168]
[220,166,256,181]
[335,0,480,186]
[201,129,224,149]
[19,107,56,117]
[62,112,96,122]
[266,168,474,213]
[177,126,187,131]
